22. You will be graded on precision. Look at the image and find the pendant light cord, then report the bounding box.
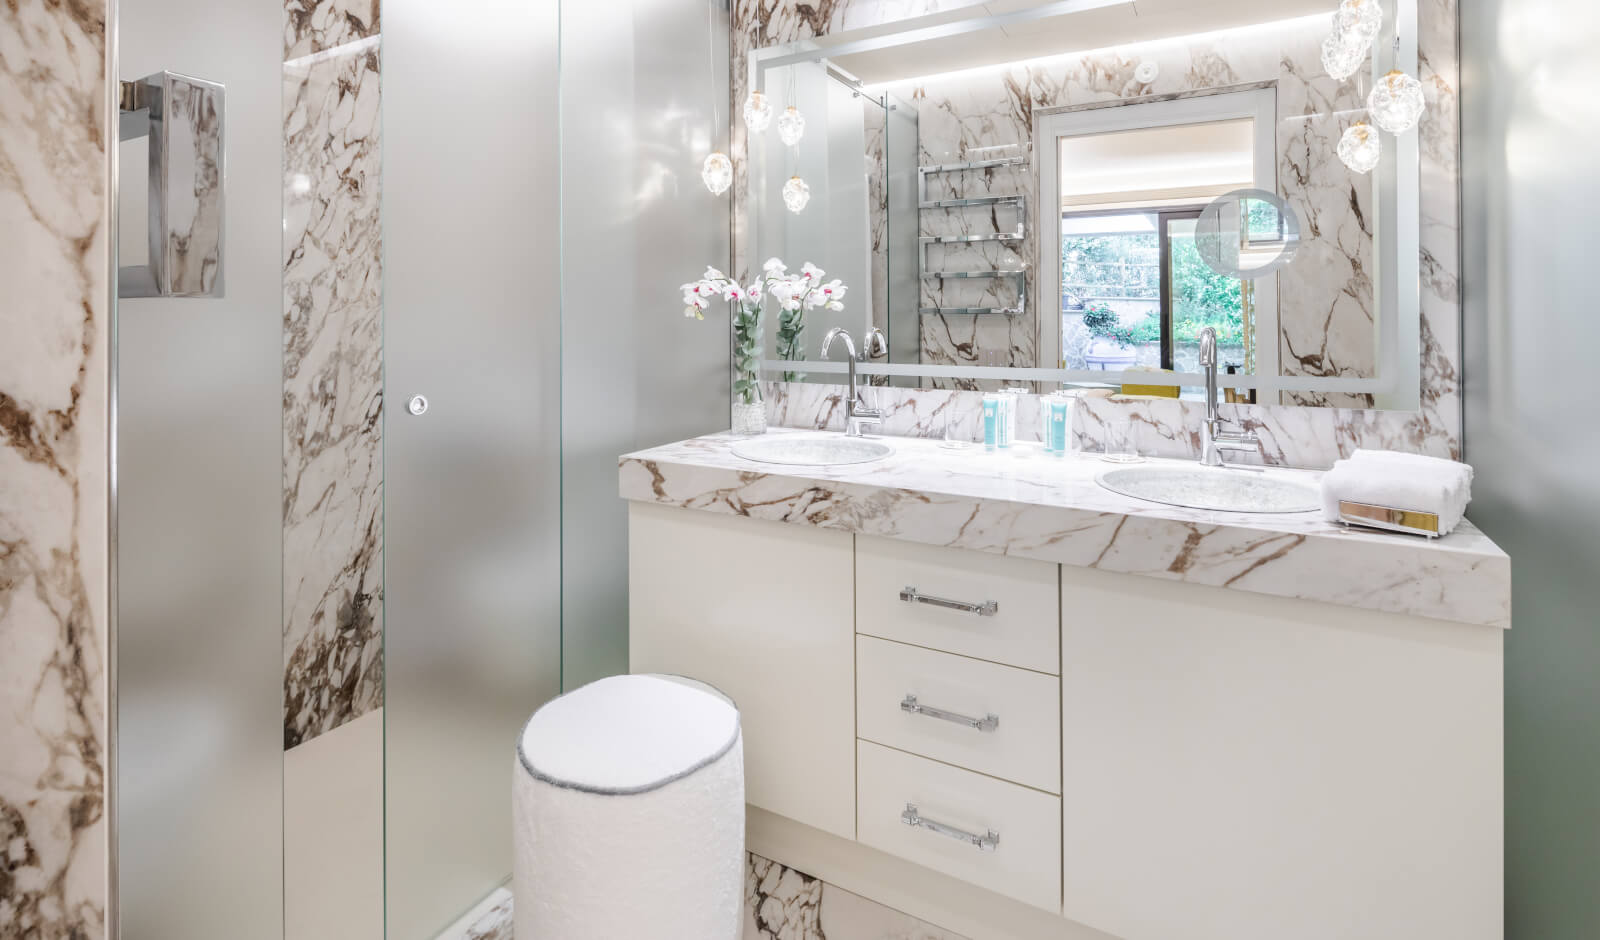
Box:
[707,0,721,148]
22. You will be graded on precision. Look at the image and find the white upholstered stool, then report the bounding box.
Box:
[513,674,744,939]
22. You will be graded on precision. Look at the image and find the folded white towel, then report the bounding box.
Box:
[1320,450,1473,535]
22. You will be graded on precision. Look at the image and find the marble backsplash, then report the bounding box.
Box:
[766,379,1454,468]
[0,0,113,936]
[735,0,1462,461]
[281,0,385,749]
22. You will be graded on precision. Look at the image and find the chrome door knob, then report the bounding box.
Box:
[407,394,429,416]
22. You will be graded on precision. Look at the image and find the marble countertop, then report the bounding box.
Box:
[619,430,1510,628]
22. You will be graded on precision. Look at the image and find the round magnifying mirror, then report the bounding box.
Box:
[1195,188,1301,278]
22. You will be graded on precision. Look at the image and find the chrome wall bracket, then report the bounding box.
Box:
[118,71,225,298]
[901,803,1000,851]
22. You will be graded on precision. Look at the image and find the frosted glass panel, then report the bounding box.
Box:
[115,0,284,935]
[381,0,564,935]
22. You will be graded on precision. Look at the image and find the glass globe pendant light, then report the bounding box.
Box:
[1368,69,1426,134]
[699,1,733,195]
[782,175,811,213]
[701,152,733,195]
[1321,32,1366,81]
[1335,0,1382,51]
[1337,121,1382,174]
[743,91,773,133]
[778,106,806,146]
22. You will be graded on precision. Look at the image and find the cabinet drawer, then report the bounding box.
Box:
[856,536,1059,673]
[856,635,1059,793]
[857,741,1061,912]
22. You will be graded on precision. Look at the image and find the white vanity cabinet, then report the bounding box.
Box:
[626,501,1503,940]
[1058,566,1503,940]
[628,502,857,841]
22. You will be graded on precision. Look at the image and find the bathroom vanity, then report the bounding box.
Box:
[621,431,1506,940]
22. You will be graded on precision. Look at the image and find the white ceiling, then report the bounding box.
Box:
[1059,118,1255,202]
[813,0,1336,86]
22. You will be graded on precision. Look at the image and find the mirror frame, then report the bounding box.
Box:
[742,0,1425,412]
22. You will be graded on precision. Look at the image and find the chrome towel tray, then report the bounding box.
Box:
[1337,500,1441,538]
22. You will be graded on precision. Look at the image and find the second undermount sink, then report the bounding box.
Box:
[1097,465,1321,514]
[731,434,893,467]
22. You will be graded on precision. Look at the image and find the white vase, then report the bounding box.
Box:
[731,401,766,436]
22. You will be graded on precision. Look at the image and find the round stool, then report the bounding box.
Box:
[513,674,744,939]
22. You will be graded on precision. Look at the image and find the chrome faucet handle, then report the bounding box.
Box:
[865,328,888,359]
[852,386,883,421]
[1198,327,1218,367]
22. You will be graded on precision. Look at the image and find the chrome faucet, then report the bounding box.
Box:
[821,327,885,437]
[1198,326,1258,467]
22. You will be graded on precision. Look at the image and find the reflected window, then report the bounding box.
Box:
[1055,115,1258,397]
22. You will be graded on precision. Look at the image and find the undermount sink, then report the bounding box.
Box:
[1096,465,1321,514]
[730,434,893,467]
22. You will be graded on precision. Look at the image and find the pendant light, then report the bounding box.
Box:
[1337,121,1382,174]
[778,64,806,146]
[1322,0,1381,82]
[700,1,731,194]
[1335,0,1382,51]
[743,91,773,133]
[778,106,806,146]
[701,153,733,195]
[1368,69,1426,134]
[1321,32,1366,81]
[782,175,811,213]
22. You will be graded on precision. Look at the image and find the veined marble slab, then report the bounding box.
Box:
[620,430,1509,628]
[0,0,112,936]
[281,26,385,749]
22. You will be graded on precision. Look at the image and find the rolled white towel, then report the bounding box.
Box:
[1321,450,1473,535]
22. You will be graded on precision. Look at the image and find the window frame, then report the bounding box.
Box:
[1036,86,1279,390]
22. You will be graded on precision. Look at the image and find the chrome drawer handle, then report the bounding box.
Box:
[901,803,1000,851]
[900,694,999,732]
[899,586,998,616]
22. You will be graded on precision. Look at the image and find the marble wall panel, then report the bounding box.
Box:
[282,7,384,749]
[0,0,112,935]
[892,18,1376,391]
[745,853,968,940]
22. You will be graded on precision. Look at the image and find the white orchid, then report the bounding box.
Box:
[674,259,848,331]
[809,278,847,310]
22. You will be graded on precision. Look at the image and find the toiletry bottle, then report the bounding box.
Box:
[982,395,999,452]
[1048,395,1070,456]
[999,386,1026,449]
[996,393,1013,450]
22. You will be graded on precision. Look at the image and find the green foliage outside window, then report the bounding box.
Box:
[1063,227,1247,348]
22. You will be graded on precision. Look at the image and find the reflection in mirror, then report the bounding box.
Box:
[1196,188,1302,279]
[746,0,1422,410]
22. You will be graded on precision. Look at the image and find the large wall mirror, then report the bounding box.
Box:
[746,0,1422,410]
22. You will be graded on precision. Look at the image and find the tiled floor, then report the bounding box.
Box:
[434,855,965,940]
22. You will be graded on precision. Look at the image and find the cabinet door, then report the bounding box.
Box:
[629,503,856,840]
[1060,566,1502,940]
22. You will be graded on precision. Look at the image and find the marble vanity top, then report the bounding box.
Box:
[619,430,1510,628]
